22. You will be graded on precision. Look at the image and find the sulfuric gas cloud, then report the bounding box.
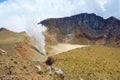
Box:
[26,24,47,55]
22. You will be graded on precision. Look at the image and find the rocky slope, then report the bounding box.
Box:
[0,28,63,80]
[39,13,120,47]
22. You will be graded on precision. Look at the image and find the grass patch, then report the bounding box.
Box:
[52,45,120,80]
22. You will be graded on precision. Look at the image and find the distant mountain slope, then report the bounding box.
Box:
[0,28,24,43]
[0,28,45,61]
[39,13,120,47]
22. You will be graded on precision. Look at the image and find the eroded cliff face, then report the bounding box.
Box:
[39,13,120,47]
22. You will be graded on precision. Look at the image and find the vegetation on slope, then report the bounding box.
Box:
[52,46,120,80]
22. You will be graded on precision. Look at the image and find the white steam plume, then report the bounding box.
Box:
[26,24,47,55]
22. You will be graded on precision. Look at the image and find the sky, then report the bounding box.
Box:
[0,0,6,3]
[0,0,120,32]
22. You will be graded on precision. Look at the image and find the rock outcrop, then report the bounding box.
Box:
[39,13,120,47]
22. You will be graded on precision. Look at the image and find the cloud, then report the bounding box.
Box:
[0,0,120,32]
